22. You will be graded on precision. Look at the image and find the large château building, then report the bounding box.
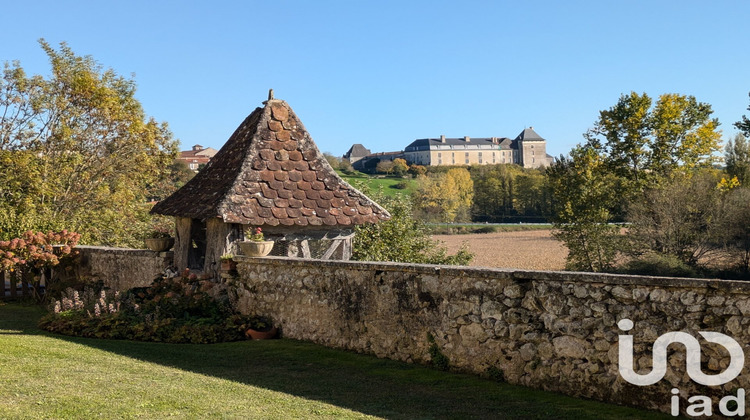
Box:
[403,127,552,169]
[348,127,553,171]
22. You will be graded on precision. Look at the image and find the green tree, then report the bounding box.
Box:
[352,183,472,265]
[146,159,195,202]
[584,92,721,197]
[725,133,750,185]
[735,92,750,137]
[323,152,341,170]
[546,146,622,272]
[626,171,722,267]
[513,169,550,218]
[471,165,515,221]
[717,186,750,275]
[0,40,177,245]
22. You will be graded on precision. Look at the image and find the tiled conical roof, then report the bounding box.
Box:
[151,96,390,227]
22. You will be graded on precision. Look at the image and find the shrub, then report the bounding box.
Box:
[618,253,698,278]
[472,226,498,234]
[427,333,450,371]
[394,180,409,190]
[39,271,270,344]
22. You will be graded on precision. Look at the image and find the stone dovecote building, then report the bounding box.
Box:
[402,127,552,169]
[151,92,390,273]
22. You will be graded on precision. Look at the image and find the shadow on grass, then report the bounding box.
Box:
[4,303,673,420]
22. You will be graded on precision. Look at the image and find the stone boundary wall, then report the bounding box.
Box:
[75,246,173,291]
[234,256,750,415]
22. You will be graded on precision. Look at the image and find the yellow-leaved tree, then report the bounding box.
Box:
[0,40,178,246]
[414,168,473,223]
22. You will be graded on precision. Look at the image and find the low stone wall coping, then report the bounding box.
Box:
[77,245,173,258]
[234,255,750,291]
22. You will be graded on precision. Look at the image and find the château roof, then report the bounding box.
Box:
[151,94,390,227]
[405,137,516,150]
[515,127,545,142]
[344,144,371,158]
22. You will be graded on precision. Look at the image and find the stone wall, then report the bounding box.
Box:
[233,256,750,415]
[75,246,173,291]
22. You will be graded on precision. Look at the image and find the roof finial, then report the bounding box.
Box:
[268,89,274,101]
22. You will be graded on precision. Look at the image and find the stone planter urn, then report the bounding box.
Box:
[245,326,278,340]
[239,240,274,257]
[145,237,174,252]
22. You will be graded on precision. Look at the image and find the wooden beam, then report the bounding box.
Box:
[321,240,341,260]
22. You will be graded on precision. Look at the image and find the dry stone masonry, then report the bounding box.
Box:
[233,256,750,416]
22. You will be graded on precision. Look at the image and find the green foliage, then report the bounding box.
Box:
[426,333,450,371]
[735,92,750,138]
[626,172,722,266]
[548,92,722,274]
[617,252,698,278]
[39,273,268,344]
[0,40,178,246]
[547,146,622,272]
[352,183,473,265]
[725,133,750,185]
[146,159,195,202]
[714,186,750,275]
[471,165,516,220]
[513,170,551,217]
[323,152,341,170]
[469,165,551,222]
[584,91,721,197]
[485,366,505,382]
[429,224,552,235]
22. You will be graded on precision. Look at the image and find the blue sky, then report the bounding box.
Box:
[3,1,749,158]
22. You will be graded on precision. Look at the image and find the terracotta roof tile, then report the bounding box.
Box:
[151,97,390,226]
[276,131,291,141]
[268,121,283,131]
[271,207,288,218]
[301,172,316,182]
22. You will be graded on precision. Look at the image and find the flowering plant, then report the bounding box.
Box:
[245,226,265,242]
[149,226,172,239]
[0,230,80,271]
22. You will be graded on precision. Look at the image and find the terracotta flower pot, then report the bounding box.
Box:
[239,240,274,257]
[220,260,237,271]
[245,326,278,340]
[145,237,174,252]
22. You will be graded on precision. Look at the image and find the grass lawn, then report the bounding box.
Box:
[0,303,672,419]
[339,172,417,197]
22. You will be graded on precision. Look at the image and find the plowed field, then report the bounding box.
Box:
[432,229,568,271]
